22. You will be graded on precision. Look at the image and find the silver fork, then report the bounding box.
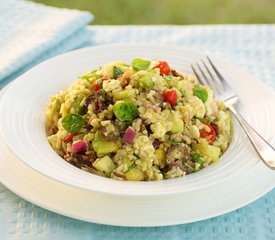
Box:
[191,56,275,169]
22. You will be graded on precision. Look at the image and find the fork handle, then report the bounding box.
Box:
[228,105,275,169]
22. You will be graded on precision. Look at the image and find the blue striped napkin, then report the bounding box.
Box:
[0,0,93,86]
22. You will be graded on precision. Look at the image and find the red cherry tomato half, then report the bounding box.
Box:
[63,133,75,143]
[163,90,177,106]
[92,82,100,91]
[200,122,216,143]
[155,61,171,76]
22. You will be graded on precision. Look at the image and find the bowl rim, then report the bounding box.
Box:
[0,43,273,196]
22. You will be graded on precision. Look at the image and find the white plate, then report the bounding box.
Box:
[0,44,275,226]
[0,116,274,227]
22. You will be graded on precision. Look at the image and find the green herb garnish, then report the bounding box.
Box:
[191,153,204,164]
[169,140,182,145]
[61,113,86,133]
[100,89,106,98]
[193,86,208,103]
[163,74,174,81]
[113,66,122,79]
[80,69,101,80]
[131,58,150,71]
[183,162,196,172]
[113,101,138,122]
[125,163,137,173]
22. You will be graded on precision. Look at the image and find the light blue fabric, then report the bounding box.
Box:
[0,0,93,82]
[0,27,92,89]
[1,18,275,240]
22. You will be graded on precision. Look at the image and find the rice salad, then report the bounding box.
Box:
[45,58,232,181]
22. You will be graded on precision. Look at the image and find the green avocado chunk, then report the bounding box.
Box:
[92,131,119,155]
[139,74,153,89]
[193,141,221,162]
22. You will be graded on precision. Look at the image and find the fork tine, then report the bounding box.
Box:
[206,56,230,89]
[196,62,215,89]
[191,64,206,86]
[201,60,223,94]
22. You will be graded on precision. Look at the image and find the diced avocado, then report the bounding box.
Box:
[139,74,153,89]
[92,131,119,155]
[113,89,136,100]
[92,156,115,177]
[71,92,86,114]
[125,167,144,181]
[170,111,184,134]
[193,141,221,162]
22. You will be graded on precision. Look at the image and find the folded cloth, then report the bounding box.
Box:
[0,0,93,83]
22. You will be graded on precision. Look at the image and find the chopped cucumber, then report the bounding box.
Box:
[113,89,136,100]
[170,111,184,134]
[193,141,221,162]
[103,62,128,78]
[92,156,115,177]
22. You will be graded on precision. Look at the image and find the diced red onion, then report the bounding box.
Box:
[72,140,87,154]
[169,162,187,172]
[186,159,195,168]
[88,116,93,124]
[112,171,126,179]
[123,127,137,144]
[152,139,161,149]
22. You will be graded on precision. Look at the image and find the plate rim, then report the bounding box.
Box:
[0,130,274,227]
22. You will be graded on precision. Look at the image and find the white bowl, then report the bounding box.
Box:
[0,44,274,198]
[1,44,275,226]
